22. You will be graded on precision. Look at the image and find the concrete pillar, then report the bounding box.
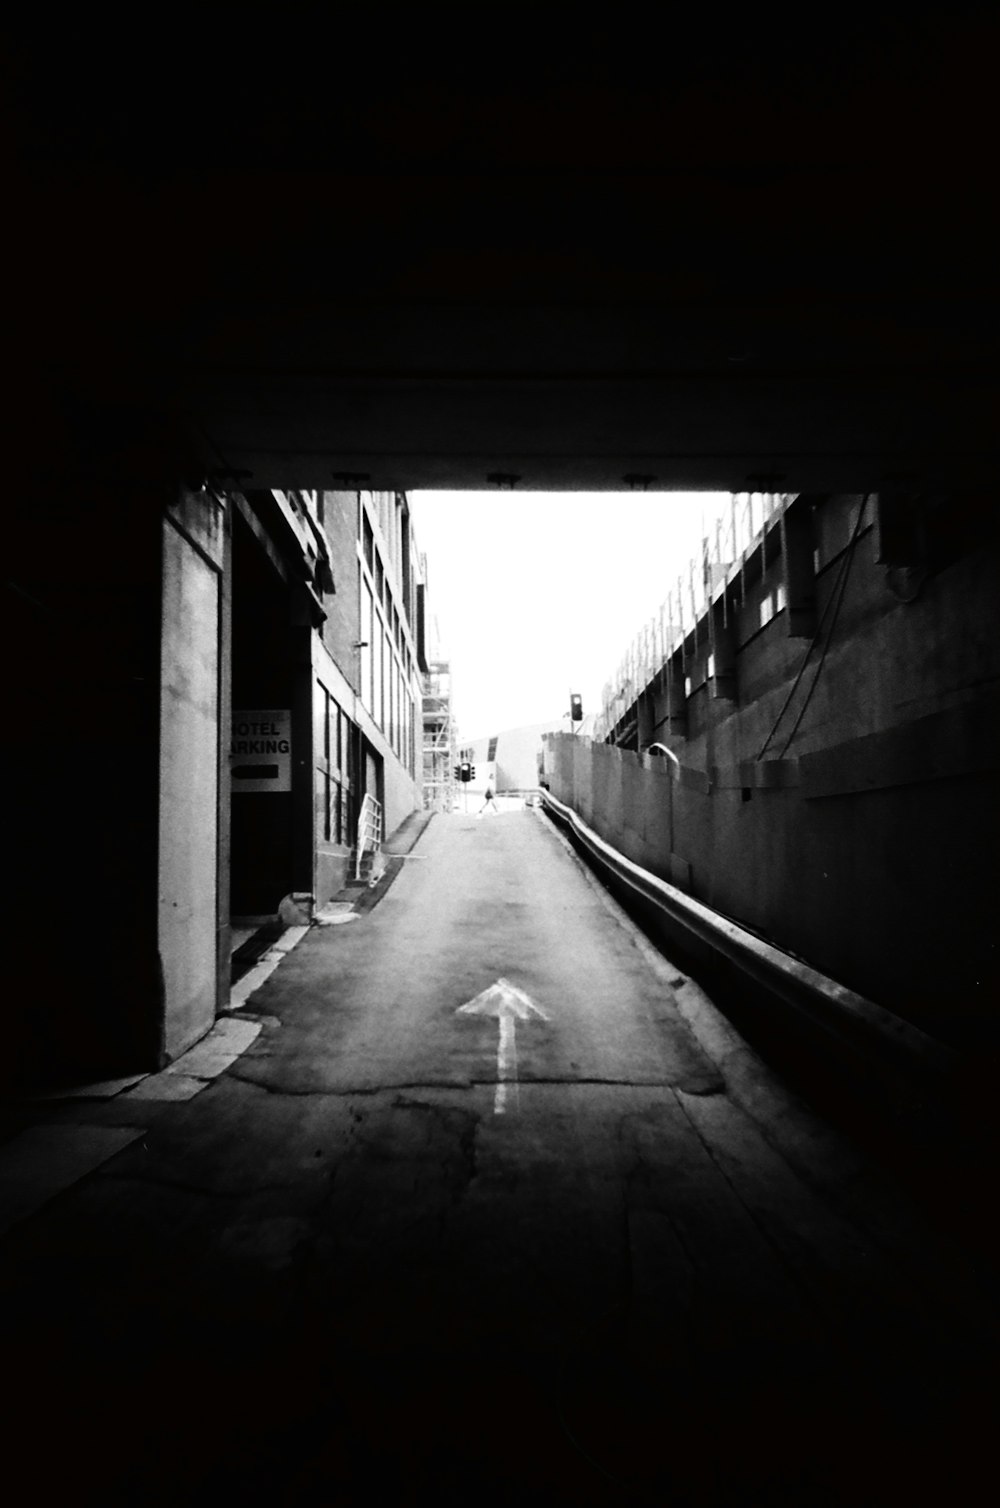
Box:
[636,690,655,751]
[663,655,688,736]
[781,500,818,637]
[874,488,925,567]
[709,599,737,700]
[216,502,233,1014]
[158,490,226,1061]
[290,622,316,908]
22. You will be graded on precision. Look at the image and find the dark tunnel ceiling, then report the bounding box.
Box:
[5,17,1000,493]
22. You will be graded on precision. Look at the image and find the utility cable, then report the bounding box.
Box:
[773,502,866,760]
[755,562,842,762]
[756,495,870,762]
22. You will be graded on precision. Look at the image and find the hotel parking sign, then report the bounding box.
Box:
[230,710,292,792]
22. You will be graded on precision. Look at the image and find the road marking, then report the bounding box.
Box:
[497,1013,516,1113]
[457,978,549,1115]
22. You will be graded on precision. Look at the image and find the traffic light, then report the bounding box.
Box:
[470,765,476,780]
[570,693,583,722]
[459,761,472,782]
[453,764,462,780]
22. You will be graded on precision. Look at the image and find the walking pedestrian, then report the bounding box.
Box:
[478,783,499,817]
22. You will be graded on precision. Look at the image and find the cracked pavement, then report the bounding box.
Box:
[1,809,998,1505]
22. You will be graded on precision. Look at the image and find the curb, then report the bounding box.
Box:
[330,808,438,918]
[230,925,310,1008]
[0,1016,271,1235]
[539,790,963,1132]
[533,801,843,1141]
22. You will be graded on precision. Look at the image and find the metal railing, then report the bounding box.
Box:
[595,492,795,740]
[355,792,383,880]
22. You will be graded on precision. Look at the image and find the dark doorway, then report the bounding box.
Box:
[229,509,296,919]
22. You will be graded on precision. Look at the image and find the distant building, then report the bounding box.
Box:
[463,716,596,793]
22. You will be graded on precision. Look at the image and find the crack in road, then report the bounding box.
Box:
[98,1170,304,1200]
[670,1089,850,1341]
[226,1073,475,1097]
[227,1070,724,1097]
[616,1100,700,1296]
[384,1094,481,1203]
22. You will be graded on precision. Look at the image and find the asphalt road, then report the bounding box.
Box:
[1,809,997,1505]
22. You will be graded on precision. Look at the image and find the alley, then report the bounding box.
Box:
[2,808,997,1505]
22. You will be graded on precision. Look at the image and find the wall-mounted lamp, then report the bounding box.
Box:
[643,742,680,770]
[643,743,679,854]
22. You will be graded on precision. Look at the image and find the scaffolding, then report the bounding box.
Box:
[422,659,458,810]
[595,492,796,740]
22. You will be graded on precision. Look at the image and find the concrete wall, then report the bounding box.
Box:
[381,736,420,838]
[547,492,1000,1047]
[4,483,167,1088]
[158,494,225,1060]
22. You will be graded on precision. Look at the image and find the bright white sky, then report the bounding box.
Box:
[410,491,729,743]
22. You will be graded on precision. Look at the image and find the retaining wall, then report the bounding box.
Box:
[546,494,1000,1045]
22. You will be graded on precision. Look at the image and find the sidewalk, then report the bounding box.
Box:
[0,809,438,1239]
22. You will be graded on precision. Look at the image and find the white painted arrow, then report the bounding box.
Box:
[456,978,550,1115]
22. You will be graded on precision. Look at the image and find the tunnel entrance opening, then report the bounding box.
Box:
[410,488,730,757]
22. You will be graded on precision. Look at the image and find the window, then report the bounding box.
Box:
[373,613,384,730]
[363,511,374,571]
[397,667,403,755]
[315,683,353,845]
[316,677,330,764]
[377,490,390,542]
[401,512,411,618]
[361,581,373,711]
[388,655,396,750]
